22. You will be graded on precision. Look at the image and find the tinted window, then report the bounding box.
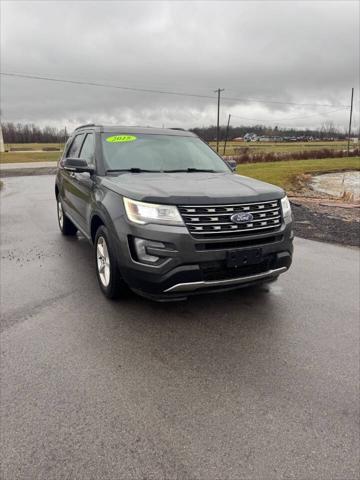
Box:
[79,133,95,164]
[101,134,229,173]
[67,134,84,158]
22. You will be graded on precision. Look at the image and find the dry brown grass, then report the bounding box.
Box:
[228,148,359,164]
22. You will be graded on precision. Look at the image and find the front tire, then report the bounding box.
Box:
[94,225,125,299]
[57,198,77,236]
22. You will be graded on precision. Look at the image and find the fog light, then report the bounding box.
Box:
[134,238,165,263]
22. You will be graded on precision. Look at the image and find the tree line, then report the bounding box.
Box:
[1,121,356,143]
[2,122,67,143]
[190,122,350,142]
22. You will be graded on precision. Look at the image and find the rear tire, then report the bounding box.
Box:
[57,198,77,236]
[94,225,126,299]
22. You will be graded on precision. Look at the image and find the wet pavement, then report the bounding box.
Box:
[1,176,359,480]
[311,170,360,200]
[0,161,57,177]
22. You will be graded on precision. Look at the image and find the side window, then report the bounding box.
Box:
[79,133,95,164]
[66,133,84,158]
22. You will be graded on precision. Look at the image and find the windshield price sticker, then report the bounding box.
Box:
[106,135,137,143]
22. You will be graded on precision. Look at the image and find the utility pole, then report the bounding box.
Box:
[347,87,354,157]
[62,126,67,152]
[223,114,231,156]
[0,123,4,153]
[214,88,224,152]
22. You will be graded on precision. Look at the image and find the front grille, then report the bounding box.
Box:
[200,255,276,281]
[195,235,283,251]
[179,200,283,239]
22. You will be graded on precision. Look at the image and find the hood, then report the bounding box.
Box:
[100,172,284,205]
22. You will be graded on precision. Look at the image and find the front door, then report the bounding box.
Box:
[61,132,95,232]
[70,132,96,232]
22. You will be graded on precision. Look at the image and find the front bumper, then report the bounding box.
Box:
[164,266,288,293]
[111,215,293,299]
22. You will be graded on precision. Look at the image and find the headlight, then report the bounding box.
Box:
[123,197,184,226]
[281,195,292,218]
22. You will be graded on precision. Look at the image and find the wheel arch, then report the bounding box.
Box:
[90,214,106,243]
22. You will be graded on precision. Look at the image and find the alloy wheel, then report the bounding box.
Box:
[57,200,64,229]
[96,236,111,287]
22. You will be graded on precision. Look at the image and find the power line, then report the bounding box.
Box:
[0,72,351,108]
[230,107,349,124]
[222,95,349,108]
[286,107,349,121]
[0,72,216,100]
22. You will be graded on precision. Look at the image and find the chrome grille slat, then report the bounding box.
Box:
[180,207,280,216]
[187,224,281,235]
[187,215,281,226]
[179,200,283,239]
[179,200,278,208]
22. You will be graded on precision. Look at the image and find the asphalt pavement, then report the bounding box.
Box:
[0,161,57,177]
[0,160,57,169]
[1,176,359,480]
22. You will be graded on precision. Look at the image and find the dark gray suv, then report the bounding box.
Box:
[55,125,293,300]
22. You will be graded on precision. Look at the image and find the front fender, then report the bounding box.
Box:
[89,185,125,244]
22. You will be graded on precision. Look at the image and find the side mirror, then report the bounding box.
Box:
[63,158,95,174]
[226,160,237,171]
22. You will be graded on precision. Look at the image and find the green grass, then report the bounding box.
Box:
[4,142,65,150]
[236,157,360,191]
[0,151,61,163]
[210,140,351,156]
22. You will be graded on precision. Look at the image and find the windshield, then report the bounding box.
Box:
[101,133,230,173]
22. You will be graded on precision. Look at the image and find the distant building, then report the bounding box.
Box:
[244,132,258,142]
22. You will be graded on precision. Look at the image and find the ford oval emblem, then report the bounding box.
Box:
[231,212,254,224]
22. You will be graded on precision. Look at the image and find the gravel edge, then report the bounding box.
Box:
[292,203,359,247]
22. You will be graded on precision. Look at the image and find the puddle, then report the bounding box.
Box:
[311,171,360,200]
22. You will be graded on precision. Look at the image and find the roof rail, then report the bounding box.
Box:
[74,123,96,131]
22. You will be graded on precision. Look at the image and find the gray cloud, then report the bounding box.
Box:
[1,0,359,131]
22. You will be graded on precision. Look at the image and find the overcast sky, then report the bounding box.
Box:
[1,0,359,132]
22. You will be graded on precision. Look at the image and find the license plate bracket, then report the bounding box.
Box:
[226,248,263,268]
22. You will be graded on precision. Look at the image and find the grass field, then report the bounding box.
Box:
[237,157,360,191]
[210,140,351,156]
[4,142,64,150]
[1,142,63,163]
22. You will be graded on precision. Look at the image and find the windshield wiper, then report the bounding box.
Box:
[164,168,217,173]
[106,168,161,174]
[106,167,219,174]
